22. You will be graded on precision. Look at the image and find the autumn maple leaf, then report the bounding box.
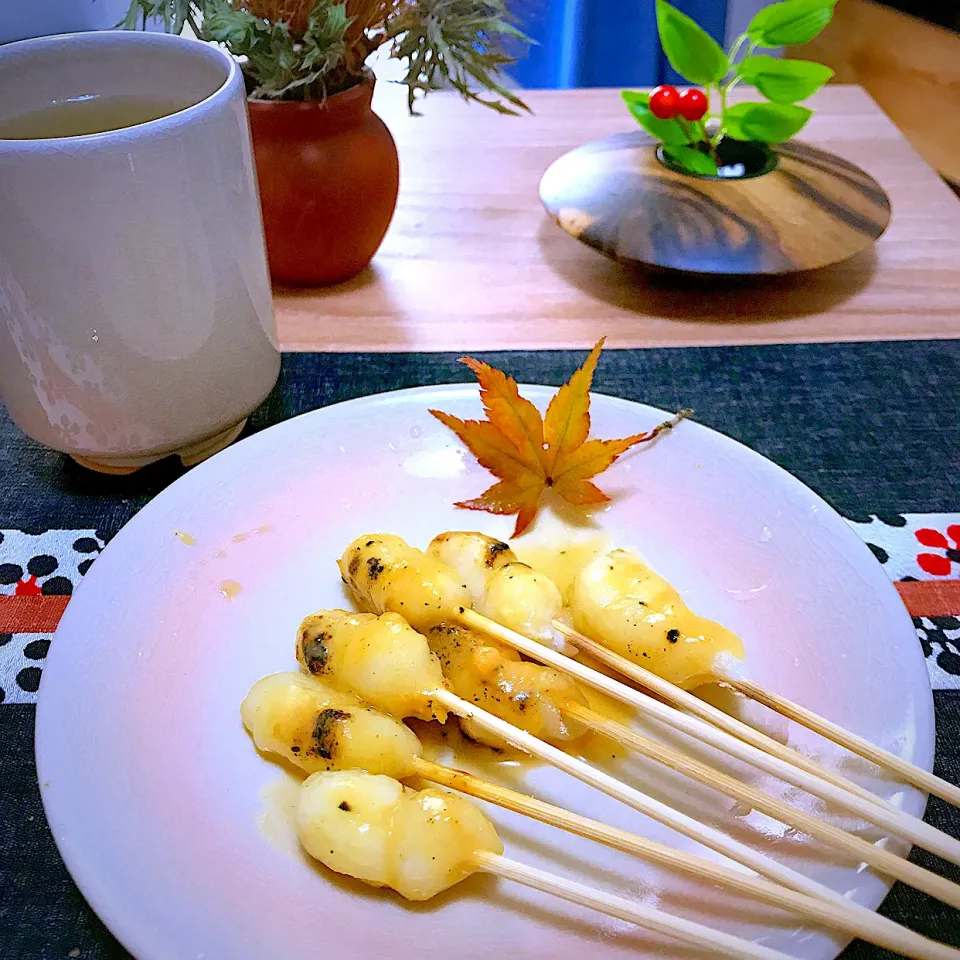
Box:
[429,340,691,536]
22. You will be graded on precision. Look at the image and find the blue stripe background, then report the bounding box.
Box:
[509,0,729,89]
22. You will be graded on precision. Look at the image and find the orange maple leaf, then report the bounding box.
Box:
[429,340,692,536]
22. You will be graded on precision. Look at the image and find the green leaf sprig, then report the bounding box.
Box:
[121,0,531,112]
[202,0,352,100]
[623,0,837,176]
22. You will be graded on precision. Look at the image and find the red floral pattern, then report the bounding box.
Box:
[916,525,960,576]
[13,576,42,597]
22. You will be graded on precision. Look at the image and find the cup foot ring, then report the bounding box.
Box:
[70,418,249,475]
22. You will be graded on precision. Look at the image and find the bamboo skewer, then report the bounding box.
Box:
[475,852,794,960]
[563,703,960,911]
[417,759,960,960]
[457,609,960,868]
[555,621,957,852]
[556,621,930,816]
[726,677,960,809]
[433,687,841,898]
[432,686,960,918]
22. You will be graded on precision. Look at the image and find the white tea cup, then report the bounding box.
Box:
[0,31,280,474]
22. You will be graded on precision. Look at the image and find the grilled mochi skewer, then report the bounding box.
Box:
[426,531,755,743]
[427,531,574,654]
[296,607,448,722]
[568,547,960,810]
[394,532,960,872]
[557,547,960,854]
[430,531,743,694]
[295,606,586,748]
[335,533,587,746]
[424,621,588,749]
[296,769,795,960]
[333,535,960,896]
[295,606,835,894]
[340,533,571,655]
[569,547,745,690]
[242,672,422,778]
[293,607,960,915]
[345,533,960,812]
[243,674,960,959]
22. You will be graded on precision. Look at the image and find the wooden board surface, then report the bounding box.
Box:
[274,84,960,352]
[794,0,960,183]
[539,135,891,275]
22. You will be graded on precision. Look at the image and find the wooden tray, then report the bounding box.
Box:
[539,131,892,275]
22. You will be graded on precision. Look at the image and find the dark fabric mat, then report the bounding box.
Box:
[1,341,958,539]
[2,340,960,958]
[1,706,128,960]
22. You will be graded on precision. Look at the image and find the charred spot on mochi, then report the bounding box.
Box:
[290,745,301,754]
[302,631,332,674]
[308,708,351,759]
[366,557,385,580]
[486,542,510,565]
[348,554,362,577]
[666,629,680,644]
[338,800,351,812]
[365,540,375,547]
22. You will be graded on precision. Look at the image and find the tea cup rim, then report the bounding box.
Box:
[0,31,239,149]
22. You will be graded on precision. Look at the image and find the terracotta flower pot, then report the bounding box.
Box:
[247,77,399,286]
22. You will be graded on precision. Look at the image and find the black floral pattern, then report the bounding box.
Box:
[916,616,960,677]
[866,542,889,564]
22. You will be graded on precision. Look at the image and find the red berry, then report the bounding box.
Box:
[676,88,708,122]
[648,85,680,120]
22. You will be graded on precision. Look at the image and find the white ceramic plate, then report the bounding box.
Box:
[36,385,934,960]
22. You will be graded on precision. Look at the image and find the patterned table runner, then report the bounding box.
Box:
[2,342,958,958]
